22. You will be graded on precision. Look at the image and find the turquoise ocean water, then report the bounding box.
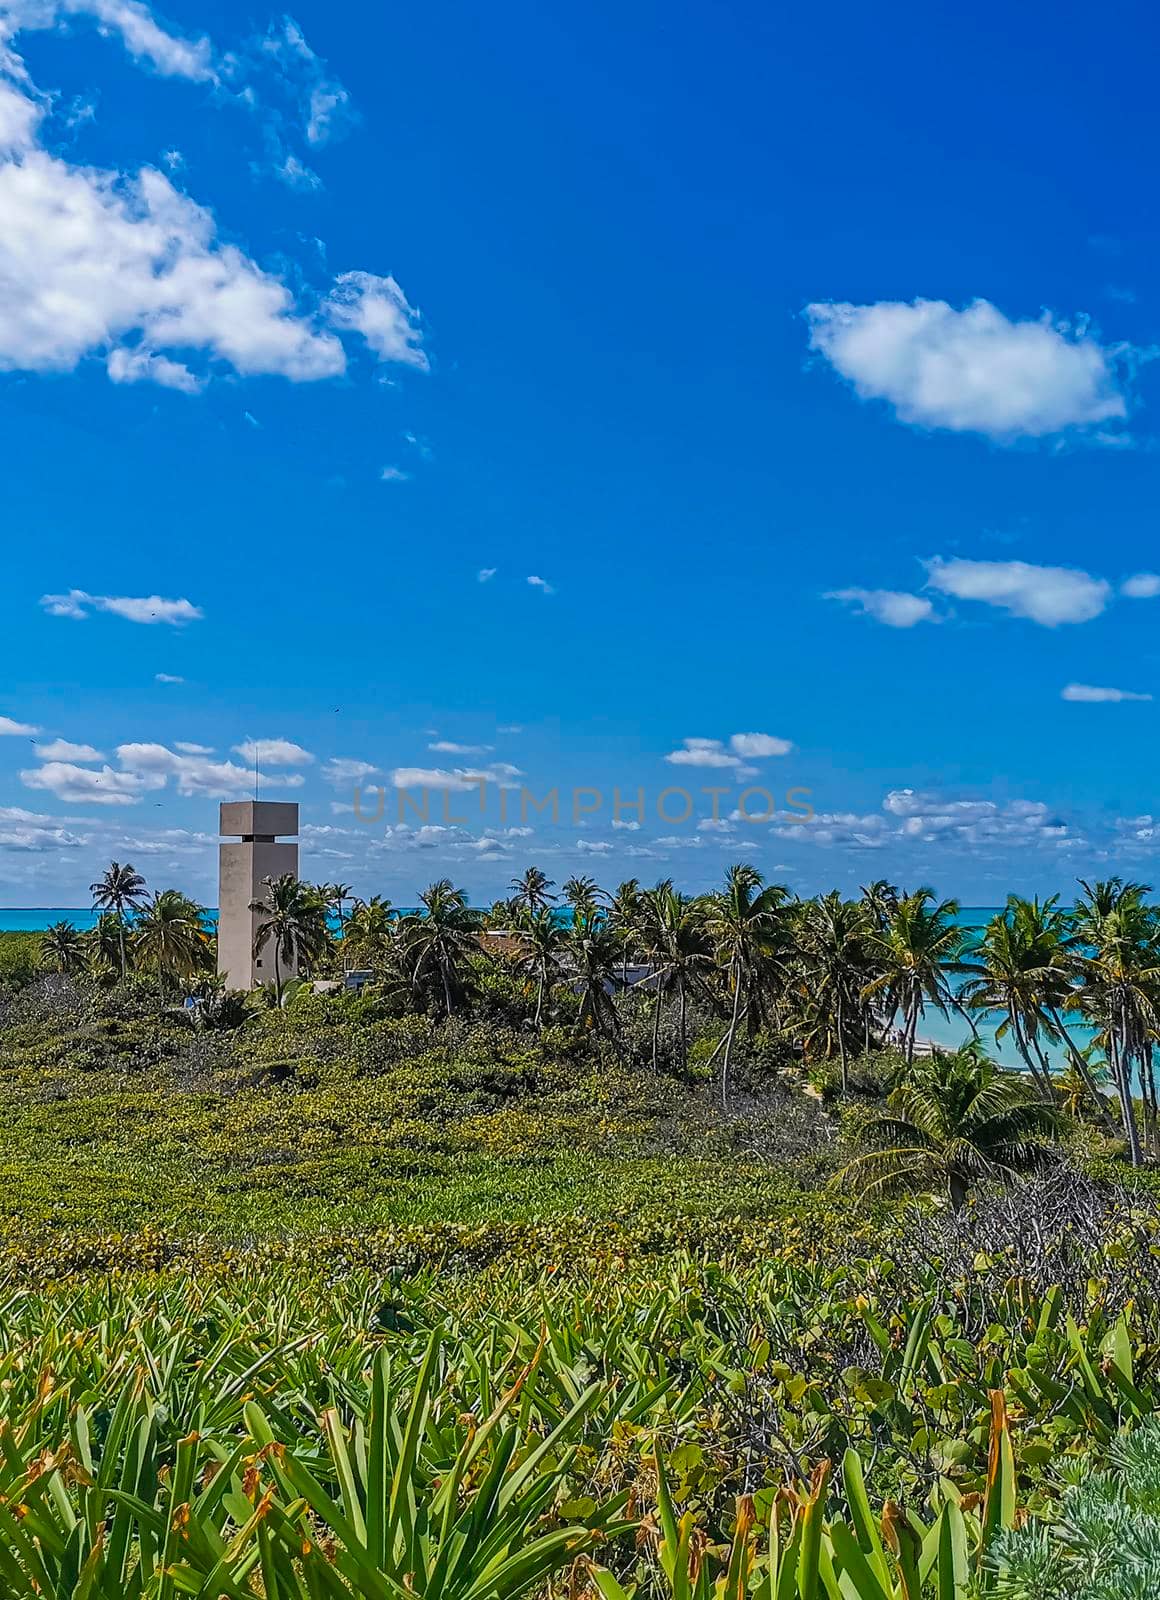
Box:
[0,904,1095,1072]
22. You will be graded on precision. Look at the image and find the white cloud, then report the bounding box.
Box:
[0,804,87,852]
[0,715,40,735]
[0,131,347,383]
[273,154,321,191]
[12,0,217,81]
[1062,683,1152,703]
[322,757,379,786]
[117,742,303,797]
[21,761,155,805]
[576,839,613,854]
[924,558,1110,626]
[0,31,423,393]
[612,818,641,830]
[155,672,184,683]
[729,732,794,758]
[478,568,497,583]
[174,741,212,754]
[33,739,104,760]
[805,298,1127,441]
[306,81,351,145]
[389,762,523,792]
[527,575,555,595]
[428,740,493,755]
[664,737,753,776]
[665,737,739,770]
[881,789,1075,850]
[232,738,313,766]
[42,590,202,625]
[380,465,409,482]
[826,587,936,628]
[325,272,426,367]
[1122,572,1160,599]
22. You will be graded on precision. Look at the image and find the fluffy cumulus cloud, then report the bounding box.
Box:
[325,273,427,368]
[321,757,379,786]
[881,788,1075,849]
[117,742,304,796]
[805,298,1127,441]
[825,588,936,628]
[1062,683,1152,703]
[0,804,88,852]
[41,590,202,624]
[665,737,750,771]
[774,787,1077,854]
[664,733,790,772]
[232,738,313,766]
[20,761,155,805]
[0,13,426,390]
[1122,573,1160,599]
[924,558,1110,626]
[728,732,794,757]
[34,738,105,760]
[20,738,309,803]
[0,715,40,735]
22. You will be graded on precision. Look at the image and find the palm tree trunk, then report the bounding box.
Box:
[273,944,283,1007]
[836,992,848,1095]
[1132,1043,1152,1158]
[118,918,127,983]
[721,967,742,1112]
[534,969,545,1030]
[441,960,454,1018]
[1048,1006,1117,1135]
[678,977,688,1074]
[1011,1013,1053,1101]
[905,996,917,1065]
[1111,1026,1143,1166]
[651,981,663,1073]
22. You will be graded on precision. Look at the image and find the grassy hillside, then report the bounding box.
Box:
[0,973,842,1251]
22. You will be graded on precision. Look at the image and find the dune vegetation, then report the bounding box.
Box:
[4,862,1160,1593]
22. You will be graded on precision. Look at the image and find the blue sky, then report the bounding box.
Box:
[3,0,1160,907]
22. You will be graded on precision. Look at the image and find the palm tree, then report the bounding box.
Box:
[566,904,622,1041]
[1071,878,1159,1165]
[89,861,147,980]
[343,896,397,970]
[704,864,790,1109]
[402,879,482,1017]
[796,892,874,1092]
[250,874,329,1005]
[510,867,555,918]
[135,890,211,995]
[517,908,567,1029]
[637,882,713,1072]
[863,888,967,1064]
[859,879,900,935]
[563,875,603,920]
[324,882,354,936]
[39,920,86,975]
[840,1045,1061,1210]
[608,878,644,986]
[86,911,129,979]
[960,895,1113,1126]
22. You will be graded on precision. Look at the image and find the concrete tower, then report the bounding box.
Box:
[218,800,299,990]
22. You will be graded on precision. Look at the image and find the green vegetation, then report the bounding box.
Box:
[6,864,1160,1593]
